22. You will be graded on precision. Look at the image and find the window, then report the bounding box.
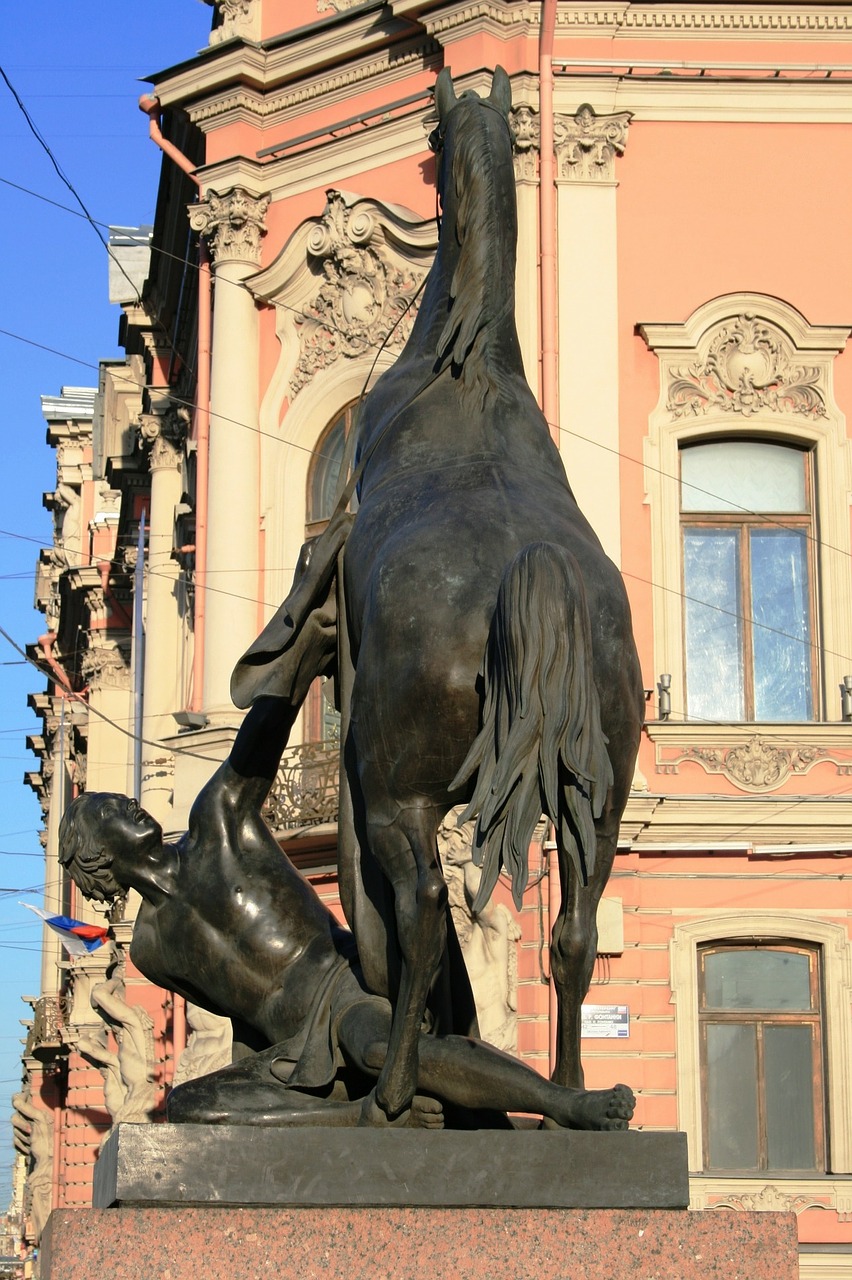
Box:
[699,943,825,1173]
[306,401,359,534]
[681,440,816,722]
[303,402,360,742]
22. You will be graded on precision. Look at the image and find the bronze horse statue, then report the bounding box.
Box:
[234,66,643,1125]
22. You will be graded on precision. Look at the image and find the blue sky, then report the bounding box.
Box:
[0,0,213,1209]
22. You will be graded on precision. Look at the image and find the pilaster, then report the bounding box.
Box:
[554,103,631,567]
[136,405,187,825]
[189,188,269,718]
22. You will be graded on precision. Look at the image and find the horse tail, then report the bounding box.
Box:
[450,542,613,913]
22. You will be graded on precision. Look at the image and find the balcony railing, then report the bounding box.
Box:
[263,739,340,831]
[25,994,68,1063]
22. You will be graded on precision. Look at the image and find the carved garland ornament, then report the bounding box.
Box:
[291,191,425,396]
[709,1185,830,1215]
[668,313,827,420]
[658,733,852,791]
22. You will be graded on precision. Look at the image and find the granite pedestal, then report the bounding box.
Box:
[40,1125,799,1280]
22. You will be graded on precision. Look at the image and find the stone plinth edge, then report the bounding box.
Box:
[93,1123,688,1209]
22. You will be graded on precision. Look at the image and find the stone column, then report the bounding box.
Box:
[137,406,186,826]
[189,188,269,719]
[510,105,541,397]
[554,105,632,566]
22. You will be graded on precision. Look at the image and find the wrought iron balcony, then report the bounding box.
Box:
[263,738,340,832]
[25,994,68,1063]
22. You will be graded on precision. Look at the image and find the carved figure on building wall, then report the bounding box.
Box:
[232,67,644,1126]
[50,482,82,570]
[58,697,633,1131]
[11,1092,52,1244]
[439,808,521,1055]
[75,950,156,1132]
[172,1004,233,1086]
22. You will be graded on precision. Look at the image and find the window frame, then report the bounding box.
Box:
[640,294,852,729]
[670,914,852,1175]
[697,941,826,1174]
[679,439,819,722]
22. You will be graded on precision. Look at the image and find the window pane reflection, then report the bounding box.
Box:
[765,1025,817,1170]
[681,441,806,513]
[750,530,812,721]
[683,528,744,720]
[704,949,812,1011]
[706,1023,759,1170]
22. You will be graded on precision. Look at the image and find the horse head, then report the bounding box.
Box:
[429,66,512,160]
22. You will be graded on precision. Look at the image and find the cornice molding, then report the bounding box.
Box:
[406,2,852,41]
[184,37,441,131]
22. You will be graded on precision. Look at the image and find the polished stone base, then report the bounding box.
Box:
[42,1205,799,1280]
[92,1123,689,1209]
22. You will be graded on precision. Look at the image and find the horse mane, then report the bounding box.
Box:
[436,103,515,414]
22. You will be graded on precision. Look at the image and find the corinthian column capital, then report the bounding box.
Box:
[202,0,261,45]
[189,188,270,267]
[554,105,633,183]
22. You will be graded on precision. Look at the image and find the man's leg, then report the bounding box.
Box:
[336,1002,634,1131]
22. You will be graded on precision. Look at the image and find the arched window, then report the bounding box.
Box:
[698,941,825,1173]
[680,439,816,722]
[306,401,359,534]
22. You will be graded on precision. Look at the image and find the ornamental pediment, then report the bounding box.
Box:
[248,190,437,398]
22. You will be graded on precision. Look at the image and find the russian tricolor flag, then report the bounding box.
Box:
[22,903,109,956]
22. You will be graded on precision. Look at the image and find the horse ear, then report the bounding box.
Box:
[435,68,457,123]
[489,66,512,116]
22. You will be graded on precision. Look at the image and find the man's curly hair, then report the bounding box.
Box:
[58,793,124,904]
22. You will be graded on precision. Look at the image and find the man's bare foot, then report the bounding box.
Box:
[542,1082,635,1131]
[409,1095,444,1129]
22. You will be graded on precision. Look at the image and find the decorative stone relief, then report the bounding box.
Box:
[510,104,539,181]
[12,1091,53,1244]
[137,404,190,471]
[76,951,157,1136]
[81,641,131,692]
[189,188,270,267]
[290,190,427,396]
[553,104,632,182]
[317,0,357,9]
[708,1185,831,1215]
[651,729,852,792]
[172,1004,233,1086]
[666,313,828,420]
[202,0,261,45]
[439,807,522,1055]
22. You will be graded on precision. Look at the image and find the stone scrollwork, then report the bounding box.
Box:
[667,313,828,420]
[650,729,852,792]
[554,104,632,182]
[708,1185,831,1215]
[290,191,426,396]
[189,187,270,267]
[137,404,190,470]
[202,0,261,45]
[81,641,131,692]
[509,104,540,181]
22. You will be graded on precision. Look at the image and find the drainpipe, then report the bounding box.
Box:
[539,0,559,443]
[138,94,209,713]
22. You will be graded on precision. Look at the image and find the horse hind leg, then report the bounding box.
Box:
[550,824,618,1090]
[364,802,447,1121]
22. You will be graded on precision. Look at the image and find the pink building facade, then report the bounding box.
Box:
[15,5,852,1278]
